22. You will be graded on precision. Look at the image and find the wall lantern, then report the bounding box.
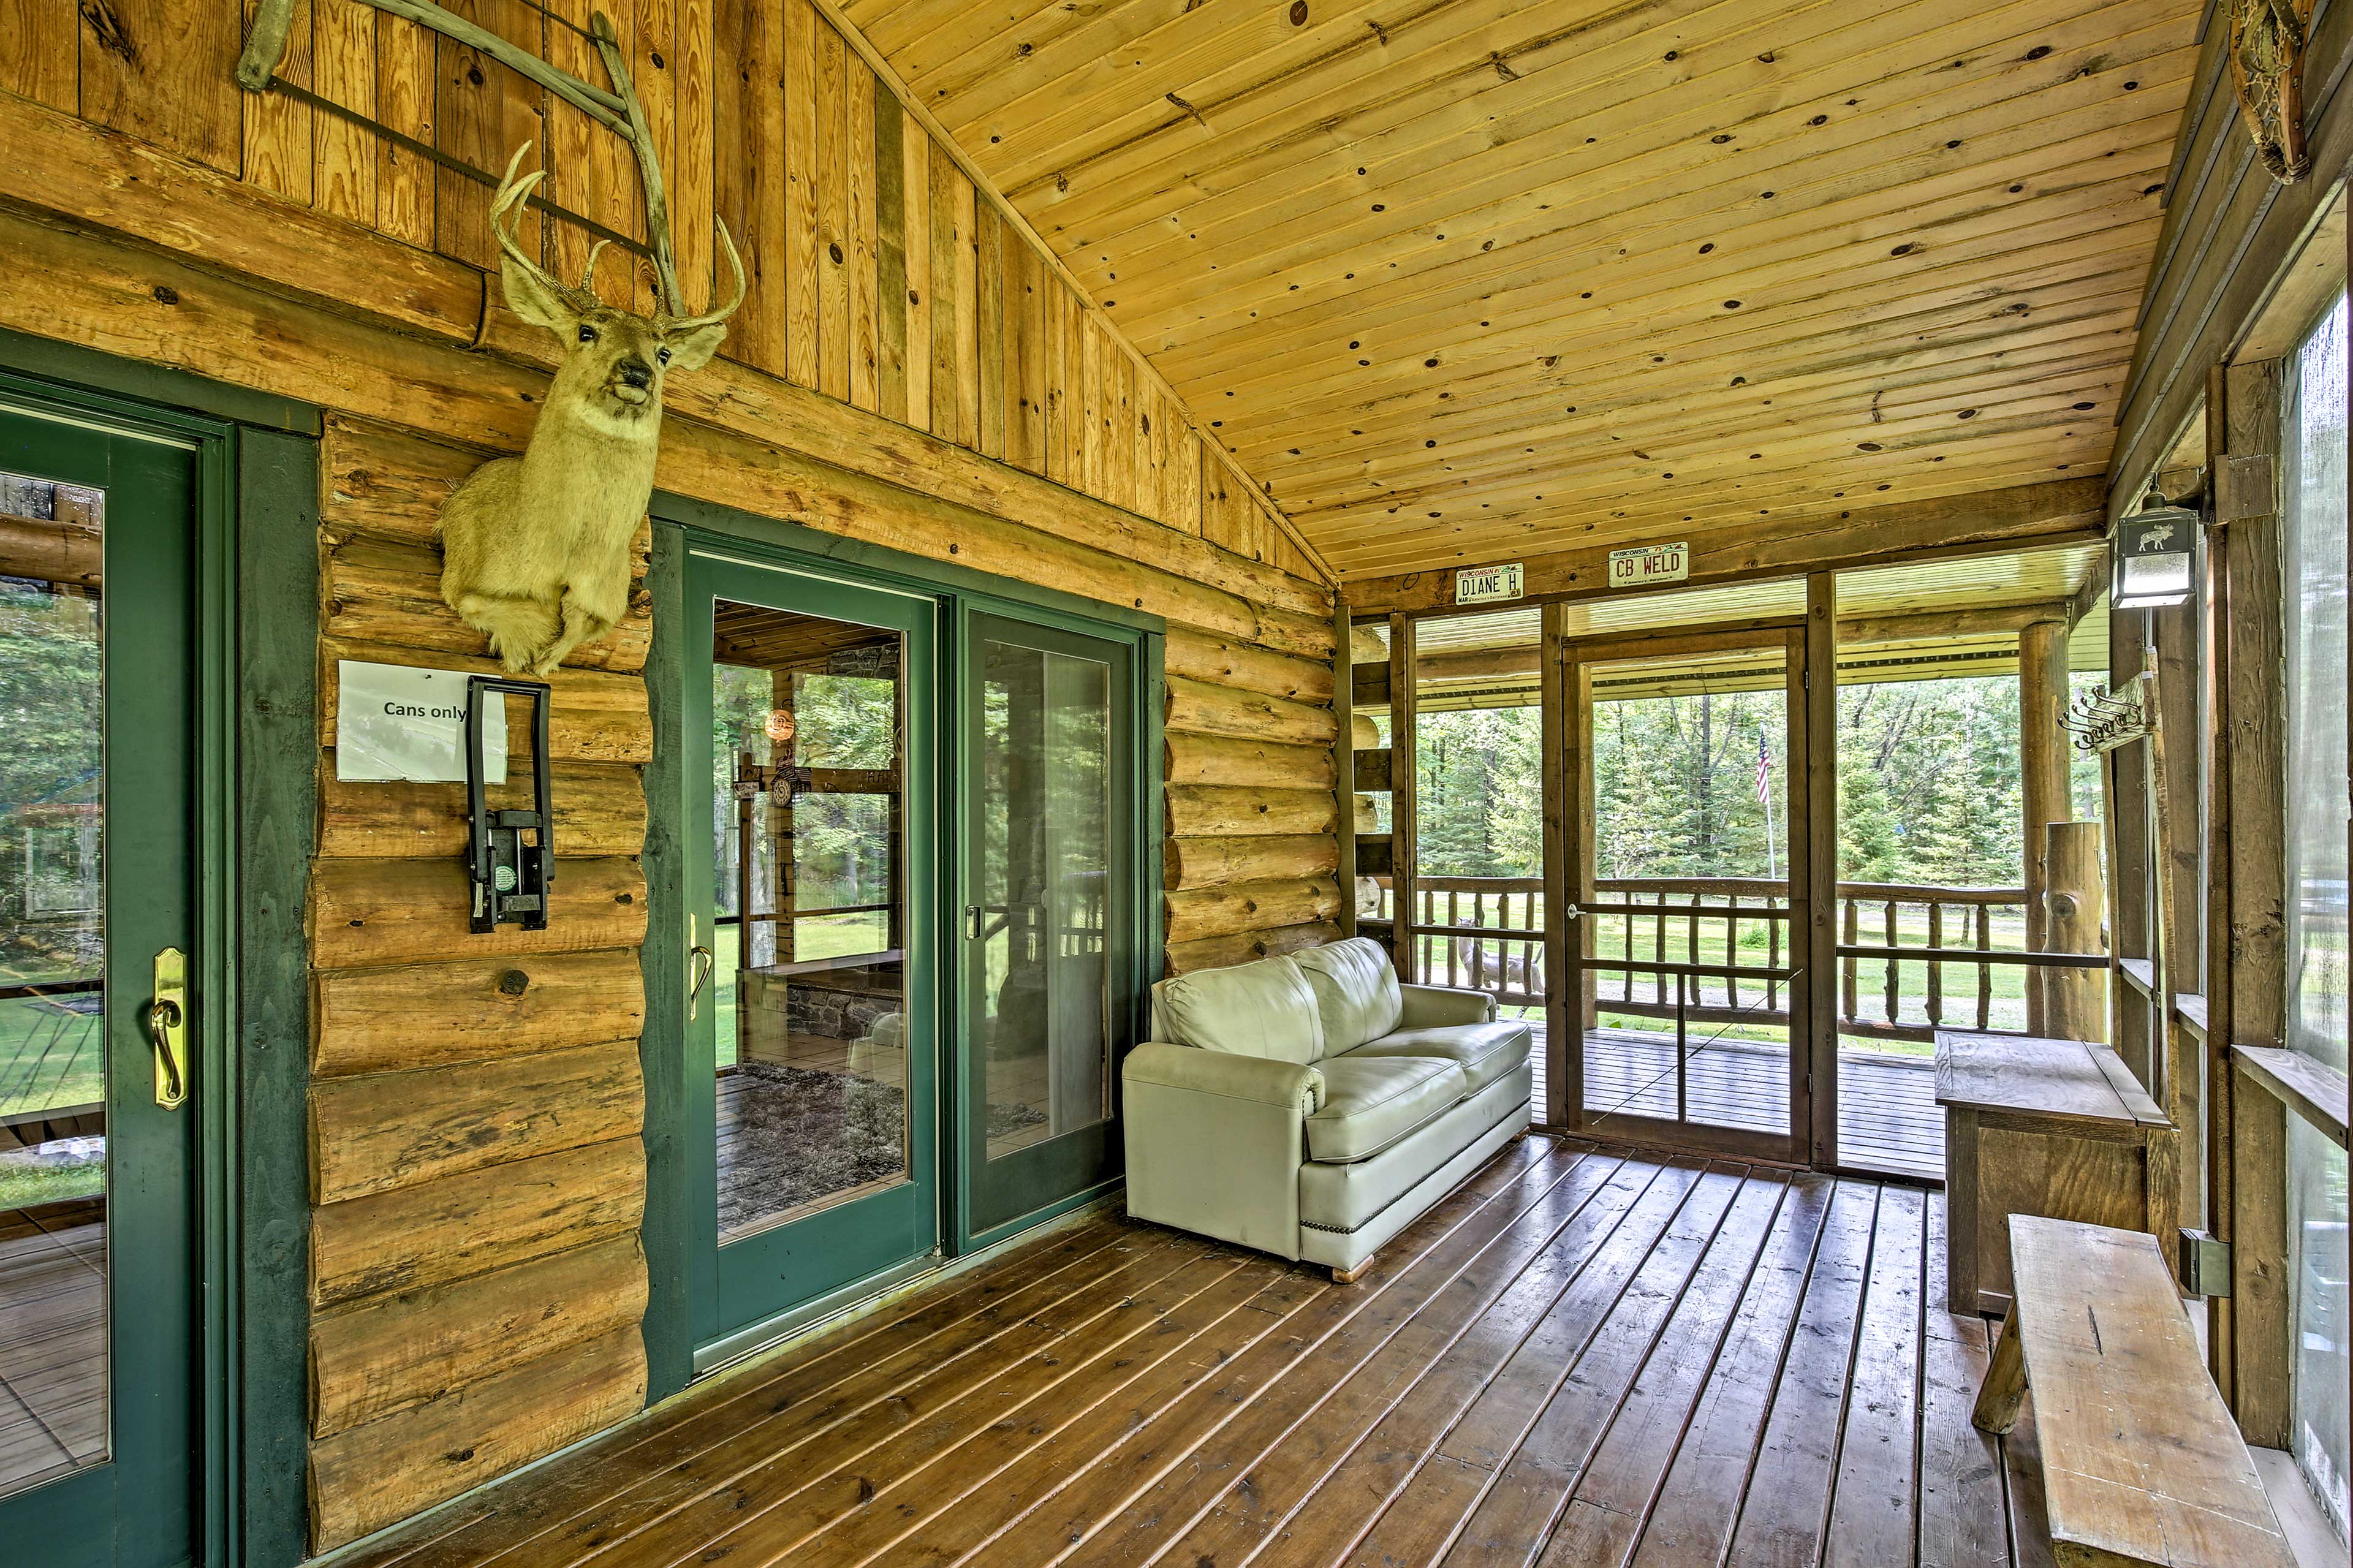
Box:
[2112,504,2200,610]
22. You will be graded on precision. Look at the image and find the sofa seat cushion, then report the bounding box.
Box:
[1344,1020,1530,1097]
[1153,955,1325,1064]
[1300,1067,1533,1237]
[1292,937,1404,1053]
[1306,1055,1467,1164]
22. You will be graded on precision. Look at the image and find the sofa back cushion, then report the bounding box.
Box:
[1152,955,1326,1064]
[1293,937,1404,1052]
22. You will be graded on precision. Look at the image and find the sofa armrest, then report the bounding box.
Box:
[1122,1043,1311,1259]
[1397,983,1498,1028]
[1123,1042,1324,1113]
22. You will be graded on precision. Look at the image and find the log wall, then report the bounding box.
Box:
[0,0,1338,1550]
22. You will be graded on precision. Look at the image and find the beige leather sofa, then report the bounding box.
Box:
[1122,937,1533,1279]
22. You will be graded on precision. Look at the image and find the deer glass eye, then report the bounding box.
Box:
[577,324,598,344]
[657,346,673,366]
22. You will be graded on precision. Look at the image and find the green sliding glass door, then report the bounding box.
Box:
[959,613,1146,1241]
[683,550,938,1347]
[0,406,200,1567]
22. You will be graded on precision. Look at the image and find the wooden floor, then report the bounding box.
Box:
[0,1197,105,1497]
[350,1137,2052,1568]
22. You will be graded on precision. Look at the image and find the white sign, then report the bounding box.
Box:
[1607,542,1689,588]
[1455,562,1525,605]
[335,661,508,783]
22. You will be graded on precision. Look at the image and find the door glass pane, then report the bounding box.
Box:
[711,602,907,1241]
[2282,294,2350,1541]
[0,469,108,1495]
[981,640,1111,1159]
[1581,643,1794,1140]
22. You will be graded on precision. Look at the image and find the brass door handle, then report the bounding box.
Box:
[687,914,714,1021]
[149,945,189,1109]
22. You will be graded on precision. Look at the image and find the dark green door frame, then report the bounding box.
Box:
[0,333,318,1568]
[640,496,1163,1403]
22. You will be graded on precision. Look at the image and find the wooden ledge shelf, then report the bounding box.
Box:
[2174,991,2209,1040]
[2117,955,2156,996]
[2231,1044,2350,1150]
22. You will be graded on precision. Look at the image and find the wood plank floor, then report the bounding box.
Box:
[347,1137,2044,1568]
[0,1197,106,1497]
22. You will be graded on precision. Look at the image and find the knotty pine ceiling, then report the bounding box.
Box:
[840,0,2202,582]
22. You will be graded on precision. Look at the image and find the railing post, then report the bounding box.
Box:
[1675,970,1688,1125]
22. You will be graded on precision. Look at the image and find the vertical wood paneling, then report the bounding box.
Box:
[627,0,674,316]
[952,170,978,446]
[1081,311,1104,496]
[1063,289,1086,482]
[781,0,818,387]
[815,22,849,400]
[711,0,784,373]
[847,60,878,412]
[901,118,931,431]
[976,201,1005,460]
[1107,351,1134,512]
[672,0,713,310]
[433,0,498,270]
[1006,238,1043,474]
[79,0,243,172]
[1173,430,1202,536]
[374,11,434,246]
[873,87,907,422]
[0,0,78,111]
[928,142,958,436]
[241,0,314,203]
[311,0,377,224]
[545,0,600,287]
[585,0,635,298]
[1042,275,1067,483]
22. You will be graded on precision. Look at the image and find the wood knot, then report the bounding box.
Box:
[498,969,530,997]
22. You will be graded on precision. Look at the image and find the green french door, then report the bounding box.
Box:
[0,406,199,1566]
[958,612,1146,1241]
[681,550,939,1347]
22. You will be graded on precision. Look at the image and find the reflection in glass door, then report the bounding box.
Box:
[962,614,1140,1240]
[1560,628,1811,1163]
[0,407,199,1566]
[685,556,936,1345]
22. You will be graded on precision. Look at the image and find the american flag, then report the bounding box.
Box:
[1754,729,1772,807]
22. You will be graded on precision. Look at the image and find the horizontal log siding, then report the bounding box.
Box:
[0,1,1335,1550]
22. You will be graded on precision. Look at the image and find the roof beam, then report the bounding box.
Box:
[1341,477,2107,616]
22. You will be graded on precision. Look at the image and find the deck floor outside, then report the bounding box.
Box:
[1532,1026,1944,1180]
[347,1137,2044,1568]
[0,1199,104,1497]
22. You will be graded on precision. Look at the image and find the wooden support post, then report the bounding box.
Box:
[1540,600,1569,1128]
[2221,354,2290,1448]
[1388,613,1417,982]
[2043,822,2107,1043]
[2203,362,2237,1404]
[1333,602,1358,941]
[2018,616,2070,1036]
[1804,574,1838,1167]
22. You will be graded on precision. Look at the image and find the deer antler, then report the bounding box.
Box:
[490,143,603,312]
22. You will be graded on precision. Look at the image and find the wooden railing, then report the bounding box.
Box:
[1371,874,2082,1040]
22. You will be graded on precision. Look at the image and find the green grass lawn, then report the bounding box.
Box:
[710,912,892,1068]
[0,975,104,1123]
[0,1157,102,1210]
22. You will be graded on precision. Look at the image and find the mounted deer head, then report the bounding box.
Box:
[438,142,745,675]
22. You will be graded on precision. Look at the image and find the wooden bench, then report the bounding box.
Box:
[1971,1216,2297,1568]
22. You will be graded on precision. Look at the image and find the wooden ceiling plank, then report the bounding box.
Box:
[1194,192,2162,433]
[1204,248,2156,444]
[1148,116,2174,381]
[1085,21,2191,322]
[1069,0,2181,294]
[1231,317,2140,472]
